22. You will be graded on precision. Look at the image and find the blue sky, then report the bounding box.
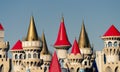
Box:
[0,0,120,53]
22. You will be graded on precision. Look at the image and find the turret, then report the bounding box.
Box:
[22,16,43,71]
[78,21,91,54]
[67,39,83,72]
[102,25,120,63]
[10,40,25,72]
[78,21,94,70]
[40,32,51,72]
[54,16,71,60]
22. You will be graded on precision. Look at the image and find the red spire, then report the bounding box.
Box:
[71,39,81,55]
[103,25,120,36]
[49,51,61,72]
[0,23,4,30]
[11,40,23,51]
[54,17,71,47]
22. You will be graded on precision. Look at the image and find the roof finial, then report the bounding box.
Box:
[61,13,64,22]
[26,16,38,41]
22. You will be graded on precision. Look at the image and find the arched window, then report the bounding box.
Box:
[77,68,80,72]
[28,53,31,58]
[108,42,112,47]
[24,55,26,59]
[15,54,18,59]
[38,54,40,58]
[104,54,106,64]
[3,55,5,58]
[33,53,37,58]
[0,55,2,58]
[115,66,119,72]
[0,64,3,72]
[26,68,30,72]
[20,54,22,59]
[114,42,117,47]
[70,68,74,72]
[84,61,87,65]
[106,66,112,72]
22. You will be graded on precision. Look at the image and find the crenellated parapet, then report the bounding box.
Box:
[0,41,9,49]
[22,41,42,49]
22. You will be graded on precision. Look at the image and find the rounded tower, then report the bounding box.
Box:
[67,39,83,72]
[40,32,51,72]
[78,21,95,70]
[102,25,120,62]
[54,16,71,60]
[10,40,25,72]
[22,16,43,71]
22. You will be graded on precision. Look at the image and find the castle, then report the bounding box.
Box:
[0,15,119,72]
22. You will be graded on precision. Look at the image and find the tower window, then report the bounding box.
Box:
[114,42,117,47]
[84,61,87,65]
[108,42,112,47]
[28,53,31,58]
[20,54,22,59]
[15,54,18,59]
[33,53,37,58]
[0,55,2,58]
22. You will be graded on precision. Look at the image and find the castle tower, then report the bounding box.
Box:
[54,16,71,60]
[40,32,51,72]
[22,16,43,72]
[67,39,83,72]
[102,25,120,63]
[10,40,25,72]
[0,23,11,72]
[78,21,95,71]
[95,25,120,72]
[78,21,91,54]
[49,51,61,72]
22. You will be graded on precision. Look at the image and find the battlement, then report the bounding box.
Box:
[22,41,42,49]
[80,48,92,54]
[40,54,51,62]
[67,54,83,63]
[0,41,9,49]
[22,58,43,66]
[0,58,10,64]
[29,67,44,72]
[103,47,120,55]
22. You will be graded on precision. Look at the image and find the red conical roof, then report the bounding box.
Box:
[11,40,23,51]
[54,17,71,47]
[0,23,4,30]
[103,25,120,36]
[71,39,81,55]
[49,51,61,72]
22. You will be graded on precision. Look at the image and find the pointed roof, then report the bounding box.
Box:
[78,21,91,48]
[103,25,120,36]
[54,16,71,48]
[0,23,4,30]
[49,51,61,72]
[26,16,38,41]
[41,32,50,55]
[71,39,81,55]
[11,40,23,51]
